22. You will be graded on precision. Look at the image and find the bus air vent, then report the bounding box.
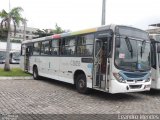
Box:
[129,85,142,89]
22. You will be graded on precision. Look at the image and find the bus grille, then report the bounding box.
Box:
[127,79,143,82]
[124,73,147,78]
[129,85,142,89]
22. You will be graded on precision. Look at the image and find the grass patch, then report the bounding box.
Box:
[0,68,31,77]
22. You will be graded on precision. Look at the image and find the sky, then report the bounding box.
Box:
[0,0,160,31]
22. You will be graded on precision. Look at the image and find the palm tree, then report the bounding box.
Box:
[0,7,24,71]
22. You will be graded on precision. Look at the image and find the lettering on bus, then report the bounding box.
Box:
[70,60,81,66]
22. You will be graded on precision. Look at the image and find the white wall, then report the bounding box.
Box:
[0,42,21,51]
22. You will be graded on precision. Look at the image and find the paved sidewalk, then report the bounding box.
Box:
[0,64,20,69]
[0,76,33,80]
[0,79,159,119]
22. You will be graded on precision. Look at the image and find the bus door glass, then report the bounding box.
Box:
[0,51,6,63]
[93,30,113,90]
[25,44,33,71]
[157,43,160,73]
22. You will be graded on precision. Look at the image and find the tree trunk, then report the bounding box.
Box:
[4,18,11,71]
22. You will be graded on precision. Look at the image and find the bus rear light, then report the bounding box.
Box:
[113,73,126,83]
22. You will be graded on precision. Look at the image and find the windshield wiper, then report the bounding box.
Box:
[140,40,146,58]
[125,37,133,58]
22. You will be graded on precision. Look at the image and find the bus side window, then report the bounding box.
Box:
[51,39,59,56]
[60,39,65,55]
[108,37,113,58]
[41,41,50,55]
[33,42,41,55]
[65,37,76,56]
[77,34,94,57]
[60,38,76,56]
[151,43,156,69]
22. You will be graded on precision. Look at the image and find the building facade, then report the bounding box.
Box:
[146,23,160,34]
[10,26,39,42]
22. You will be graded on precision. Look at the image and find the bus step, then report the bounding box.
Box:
[93,87,108,92]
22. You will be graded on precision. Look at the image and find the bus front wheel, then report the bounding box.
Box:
[76,74,88,94]
[33,66,39,80]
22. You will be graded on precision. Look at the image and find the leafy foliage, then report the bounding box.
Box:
[53,23,65,34]
[33,23,68,38]
[0,7,24,36]
[0,28,8,41]
[33,29,54,38]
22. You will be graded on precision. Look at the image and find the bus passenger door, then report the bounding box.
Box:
[24,46,32,72]
[93,30,112,91]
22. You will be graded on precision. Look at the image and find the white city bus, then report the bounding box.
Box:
[0,50,20,64]
[150,34,160,89]
[20,25,151,94]
[10,51,21,64]
[0,50,6,63]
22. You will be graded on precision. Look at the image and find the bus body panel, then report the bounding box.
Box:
[150,34,160,89]
[151,68,157,88]
[151,68,160,89]
[23,56,93,88]
[156,78,160,89]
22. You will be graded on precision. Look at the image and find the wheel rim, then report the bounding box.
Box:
[79,79,85,88]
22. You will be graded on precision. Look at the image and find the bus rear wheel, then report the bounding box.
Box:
[76,74,88,94]
[33,66,39,80]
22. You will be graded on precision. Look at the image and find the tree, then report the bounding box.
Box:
[0,7,24,71]
[33,29,54,38]
[33,24,67,38]
[53,23,65,34]
[0,28,8,41]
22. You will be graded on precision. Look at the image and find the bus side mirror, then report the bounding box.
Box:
[115,37,121,48]
[157,45,160,53]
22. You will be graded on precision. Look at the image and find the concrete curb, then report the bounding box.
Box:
[0,76,33,80]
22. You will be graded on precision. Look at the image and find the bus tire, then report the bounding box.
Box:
[33,66,39,80]
[76,74,88,94]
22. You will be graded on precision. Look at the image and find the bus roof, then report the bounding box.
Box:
[22,24,147,44]
[22,25,111,44]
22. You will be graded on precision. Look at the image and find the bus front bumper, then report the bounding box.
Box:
[109,80,151,94]
[0,60,5,63]
[10,60,20,64]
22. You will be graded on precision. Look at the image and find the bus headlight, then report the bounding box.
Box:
[113,73,126,83]
[145,77,150,82]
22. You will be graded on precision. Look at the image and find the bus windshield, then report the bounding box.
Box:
[0,51,6,60]
[12,52,20,60]
[115,27,150,72]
